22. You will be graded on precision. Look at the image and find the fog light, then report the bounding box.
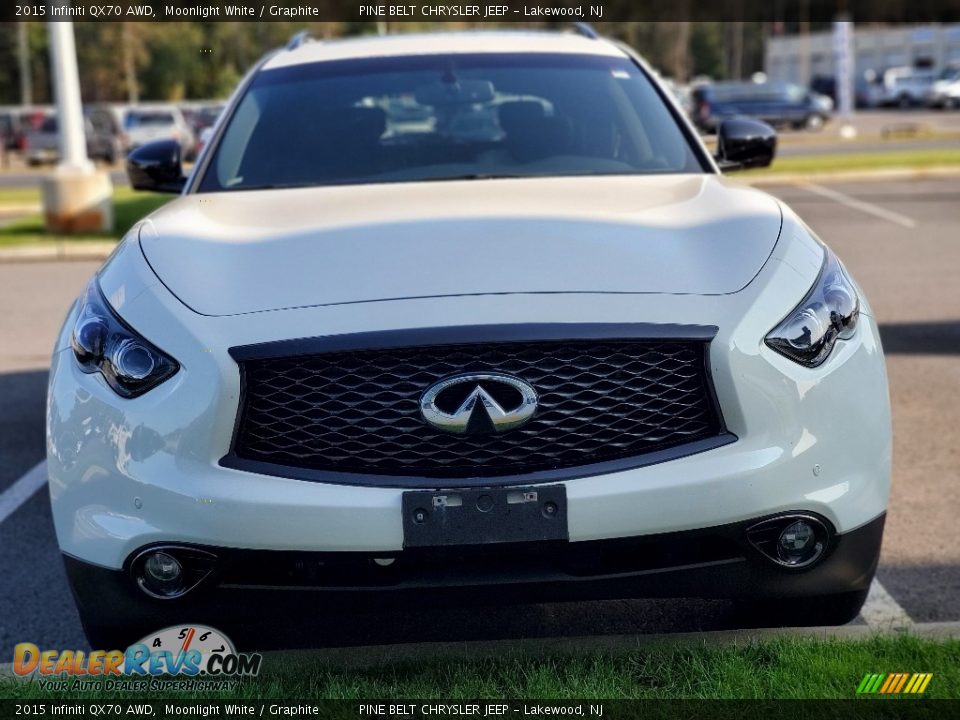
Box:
[777,520,823,566]
[141,551,184,597]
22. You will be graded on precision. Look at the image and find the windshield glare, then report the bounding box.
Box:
[199,53,703,192]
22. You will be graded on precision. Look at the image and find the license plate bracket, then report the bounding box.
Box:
[402,485,568,548]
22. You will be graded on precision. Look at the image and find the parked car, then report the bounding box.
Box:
[182,103,225,138]
[810,73,884,109]
[929,65,960,109]
[691,81,831,132]
[0,111,18,154]
[49,30,889,649]
[23,114,59,165]
[0,109,28,153]
[878,67,936,107]
[0,107,50,154]
[124,106,196,159]
[86,104,130,163]
[23,110,124,166]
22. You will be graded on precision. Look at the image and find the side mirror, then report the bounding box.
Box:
[126,139,186,193]
[715,117,777,171]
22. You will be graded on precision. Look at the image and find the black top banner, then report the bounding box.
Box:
[6,0,960,23]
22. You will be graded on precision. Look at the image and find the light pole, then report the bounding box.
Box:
[18,22,32,107]
[48,20,92,173]
[43,15,112,234]
[833,18,857,139]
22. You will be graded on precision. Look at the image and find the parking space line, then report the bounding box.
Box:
[860,579,914,628]
[802,183,917,228]
[0,460,46,526]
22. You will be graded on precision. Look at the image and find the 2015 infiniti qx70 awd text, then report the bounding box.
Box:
[47,29,890,647]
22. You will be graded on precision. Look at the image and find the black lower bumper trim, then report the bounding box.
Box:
[64,512,884,646]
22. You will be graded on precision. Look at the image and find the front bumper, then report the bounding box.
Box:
[64,511,885,644]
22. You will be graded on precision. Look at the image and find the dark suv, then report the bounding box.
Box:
[692,81,830,133]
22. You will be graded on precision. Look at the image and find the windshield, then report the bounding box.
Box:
[198,52,704,192]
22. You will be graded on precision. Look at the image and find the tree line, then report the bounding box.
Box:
[0,20,852,106]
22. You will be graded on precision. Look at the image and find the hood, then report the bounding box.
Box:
[139,175,782,316]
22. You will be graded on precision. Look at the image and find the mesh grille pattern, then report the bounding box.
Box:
[233,340,722,479]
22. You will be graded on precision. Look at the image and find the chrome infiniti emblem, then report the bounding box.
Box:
[420,373,538,436]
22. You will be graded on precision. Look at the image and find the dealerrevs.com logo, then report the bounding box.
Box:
[12,625,262,692]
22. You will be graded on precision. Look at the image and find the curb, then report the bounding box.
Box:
[2,622,958,676]
[0,241,116,263]
[743,165,960,186]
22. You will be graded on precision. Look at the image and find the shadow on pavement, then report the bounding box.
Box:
[876,564,960,624]
[0,369,48,490]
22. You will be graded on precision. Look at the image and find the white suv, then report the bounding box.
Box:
[930,66,960,108]
[48,30,891,649]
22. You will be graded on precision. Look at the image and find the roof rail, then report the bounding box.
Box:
[572,23,599,40]
[286,30,312,50]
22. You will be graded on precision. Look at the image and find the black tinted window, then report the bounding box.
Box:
[126,112,175,128]
[199,53,703,192]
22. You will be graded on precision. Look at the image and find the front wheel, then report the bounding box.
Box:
[733,589,869,628]
[805,114,825,132]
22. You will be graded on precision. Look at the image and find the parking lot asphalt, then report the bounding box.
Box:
[0,176,957,651]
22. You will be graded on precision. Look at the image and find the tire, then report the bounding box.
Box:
[805,114,825,132]
[897,94,913,109]
[733,589,869,628]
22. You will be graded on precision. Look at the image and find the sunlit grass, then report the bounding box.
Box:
[747,148,960,176]
[0,186,170,247]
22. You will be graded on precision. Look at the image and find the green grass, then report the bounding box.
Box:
[0,186,42,205]
[2,636,958,700]
[0,187,170,247]
[747,148,960,176]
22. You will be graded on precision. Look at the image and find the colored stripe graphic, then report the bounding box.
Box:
[858,673,933,695]
[894,674,910,693]
[903,674,917,693]
[879,674,895,694]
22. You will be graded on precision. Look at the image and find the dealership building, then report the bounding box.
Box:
[765,23,960,84]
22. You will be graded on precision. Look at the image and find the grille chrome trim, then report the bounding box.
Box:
[222,324,735,488]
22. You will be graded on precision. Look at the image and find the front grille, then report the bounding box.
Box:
[230,337,725,481]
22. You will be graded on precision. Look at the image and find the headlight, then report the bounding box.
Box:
[765,248,859,367]
[70,279,179,397]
